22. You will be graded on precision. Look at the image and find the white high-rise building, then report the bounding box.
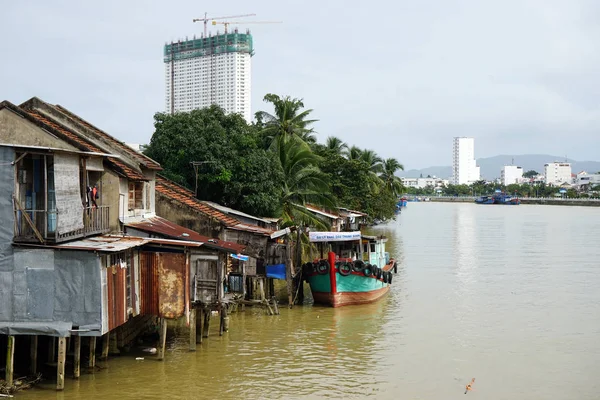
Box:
[501,165,523,185]
[164,29,252,122]
[544,162,572,185]
[451,137,480,185]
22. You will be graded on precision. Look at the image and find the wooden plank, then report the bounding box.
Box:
[5,336,14,387]
[73,336,81,379]
[12,195,45,244]
[196,309,203,344]
[157,318,167,361]
[56,337,66,391]
[88,337,96,369]
[189,309,196,351]
[30,335,38,375]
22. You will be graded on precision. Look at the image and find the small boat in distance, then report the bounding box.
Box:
[304,231,396,307]
[475,190,521,205]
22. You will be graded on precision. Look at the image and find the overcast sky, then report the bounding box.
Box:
[1,0,598,169]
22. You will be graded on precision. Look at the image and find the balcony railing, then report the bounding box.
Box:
[13,206,110,244]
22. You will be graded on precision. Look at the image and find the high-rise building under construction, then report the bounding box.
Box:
[164,28,253,122]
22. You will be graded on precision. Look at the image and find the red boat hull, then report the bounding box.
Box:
[312,285,390,308]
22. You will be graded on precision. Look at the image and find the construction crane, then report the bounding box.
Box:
[211,20,282,34]
[192,13,256,36]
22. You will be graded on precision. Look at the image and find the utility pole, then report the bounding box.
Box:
[190,161,217,198]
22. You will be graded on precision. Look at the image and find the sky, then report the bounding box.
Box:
[1,0,599,169]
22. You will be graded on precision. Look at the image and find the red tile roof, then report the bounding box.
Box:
[155,176,274,235]
[26,111,147,181]
[53,104,162,170]
[125,216,245,254]
[156,176,240,227]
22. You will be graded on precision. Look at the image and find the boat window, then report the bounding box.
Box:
[370,243,376,253]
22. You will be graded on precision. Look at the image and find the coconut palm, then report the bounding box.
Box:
[344,145,362,160]
[255,93,318,149]
[360,149,384,174]
[379,157,405,196]
[275,137,336,229]
[325,136,348,154]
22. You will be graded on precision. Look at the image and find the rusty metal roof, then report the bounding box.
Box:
[125,216,246,253]
[51,235,151,252]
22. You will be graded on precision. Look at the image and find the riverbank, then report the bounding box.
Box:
[428,196,600,207]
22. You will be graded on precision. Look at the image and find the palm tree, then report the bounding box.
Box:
[255,93,318,149]
[344,145,362,160]
[360,149,384,174]
[325,136,347,154]
[275,137,336,229]
[379,158,405,196]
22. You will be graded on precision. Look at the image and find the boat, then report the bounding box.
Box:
[303,231,396,307]
[475,191,520,205]
[397,197,408,208]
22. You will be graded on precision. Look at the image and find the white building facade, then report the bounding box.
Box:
[544,162,571,185]
[451,137,480,185]
[501,165,523,185]
[401,177,449,189]
[164,30,252,122]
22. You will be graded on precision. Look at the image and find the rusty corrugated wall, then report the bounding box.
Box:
[140,252,159,316]
[106,262,127,331]
[158,252,186,319]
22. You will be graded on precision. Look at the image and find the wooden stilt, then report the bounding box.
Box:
[202,308,210,338]
[219,304,224,336]
[5,336,15,387]
[157,318,167,361]
[222,305,229,332]
[73,336,81,379]
[196,309,203,344]
[48,336,56,363]
[56,337,66,391]
[189,309,196,351]
[272,296,280,315]
[101,332,109,360]
[30,335,38,375]
[285,237,294,308]
[88,337,96,369]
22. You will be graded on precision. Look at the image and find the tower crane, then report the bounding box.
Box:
[211,20,283,34]
[192,13,256,36]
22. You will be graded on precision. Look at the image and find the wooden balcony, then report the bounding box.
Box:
[13,205,110,244]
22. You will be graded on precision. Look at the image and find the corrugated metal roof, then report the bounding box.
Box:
[304,204,341,220]
[53,235,152,252]
[125,216,246,253]
[203,201,273,224]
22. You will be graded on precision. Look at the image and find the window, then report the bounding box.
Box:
[128,181,144,210]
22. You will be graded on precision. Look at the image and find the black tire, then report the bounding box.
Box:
[363,264,373,277]
[382,271,388,283]
[302,262,314,276]
[352,260,365,272]
[375,267,382,279]
[338,262,352,276]
[388,273,393,284]
[316,260,329,275]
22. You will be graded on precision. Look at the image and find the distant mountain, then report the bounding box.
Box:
[402,154,600,180]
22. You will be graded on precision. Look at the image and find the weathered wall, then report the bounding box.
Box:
[0,146,15,321]
[156,192,223,238]
[101,169,122,232]
[4,249,103,333]
[223,229,268,261]
[0,108,78,151]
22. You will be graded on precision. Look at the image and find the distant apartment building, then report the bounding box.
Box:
[401,177,449,189]
[501,165,523,185]
[451,137,480,185]
[544,162,572,185]
[164,30,253,122]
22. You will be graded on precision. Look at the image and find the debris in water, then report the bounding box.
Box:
[464,378,475,394]
[135,357,144,361]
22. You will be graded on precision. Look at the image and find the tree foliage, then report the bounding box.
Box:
[144,106,282,216]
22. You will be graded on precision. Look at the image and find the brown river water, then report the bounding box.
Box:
[19,202,600,399]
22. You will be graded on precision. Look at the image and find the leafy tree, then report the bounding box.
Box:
[523,170,539,178]
[344,145,362,160]
[144,106,282,216]
[255,93,317,149]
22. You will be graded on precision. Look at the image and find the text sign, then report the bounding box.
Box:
[308,231,362,243]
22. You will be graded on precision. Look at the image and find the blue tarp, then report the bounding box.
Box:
[231,253,249,261]
[266,263,286,280]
